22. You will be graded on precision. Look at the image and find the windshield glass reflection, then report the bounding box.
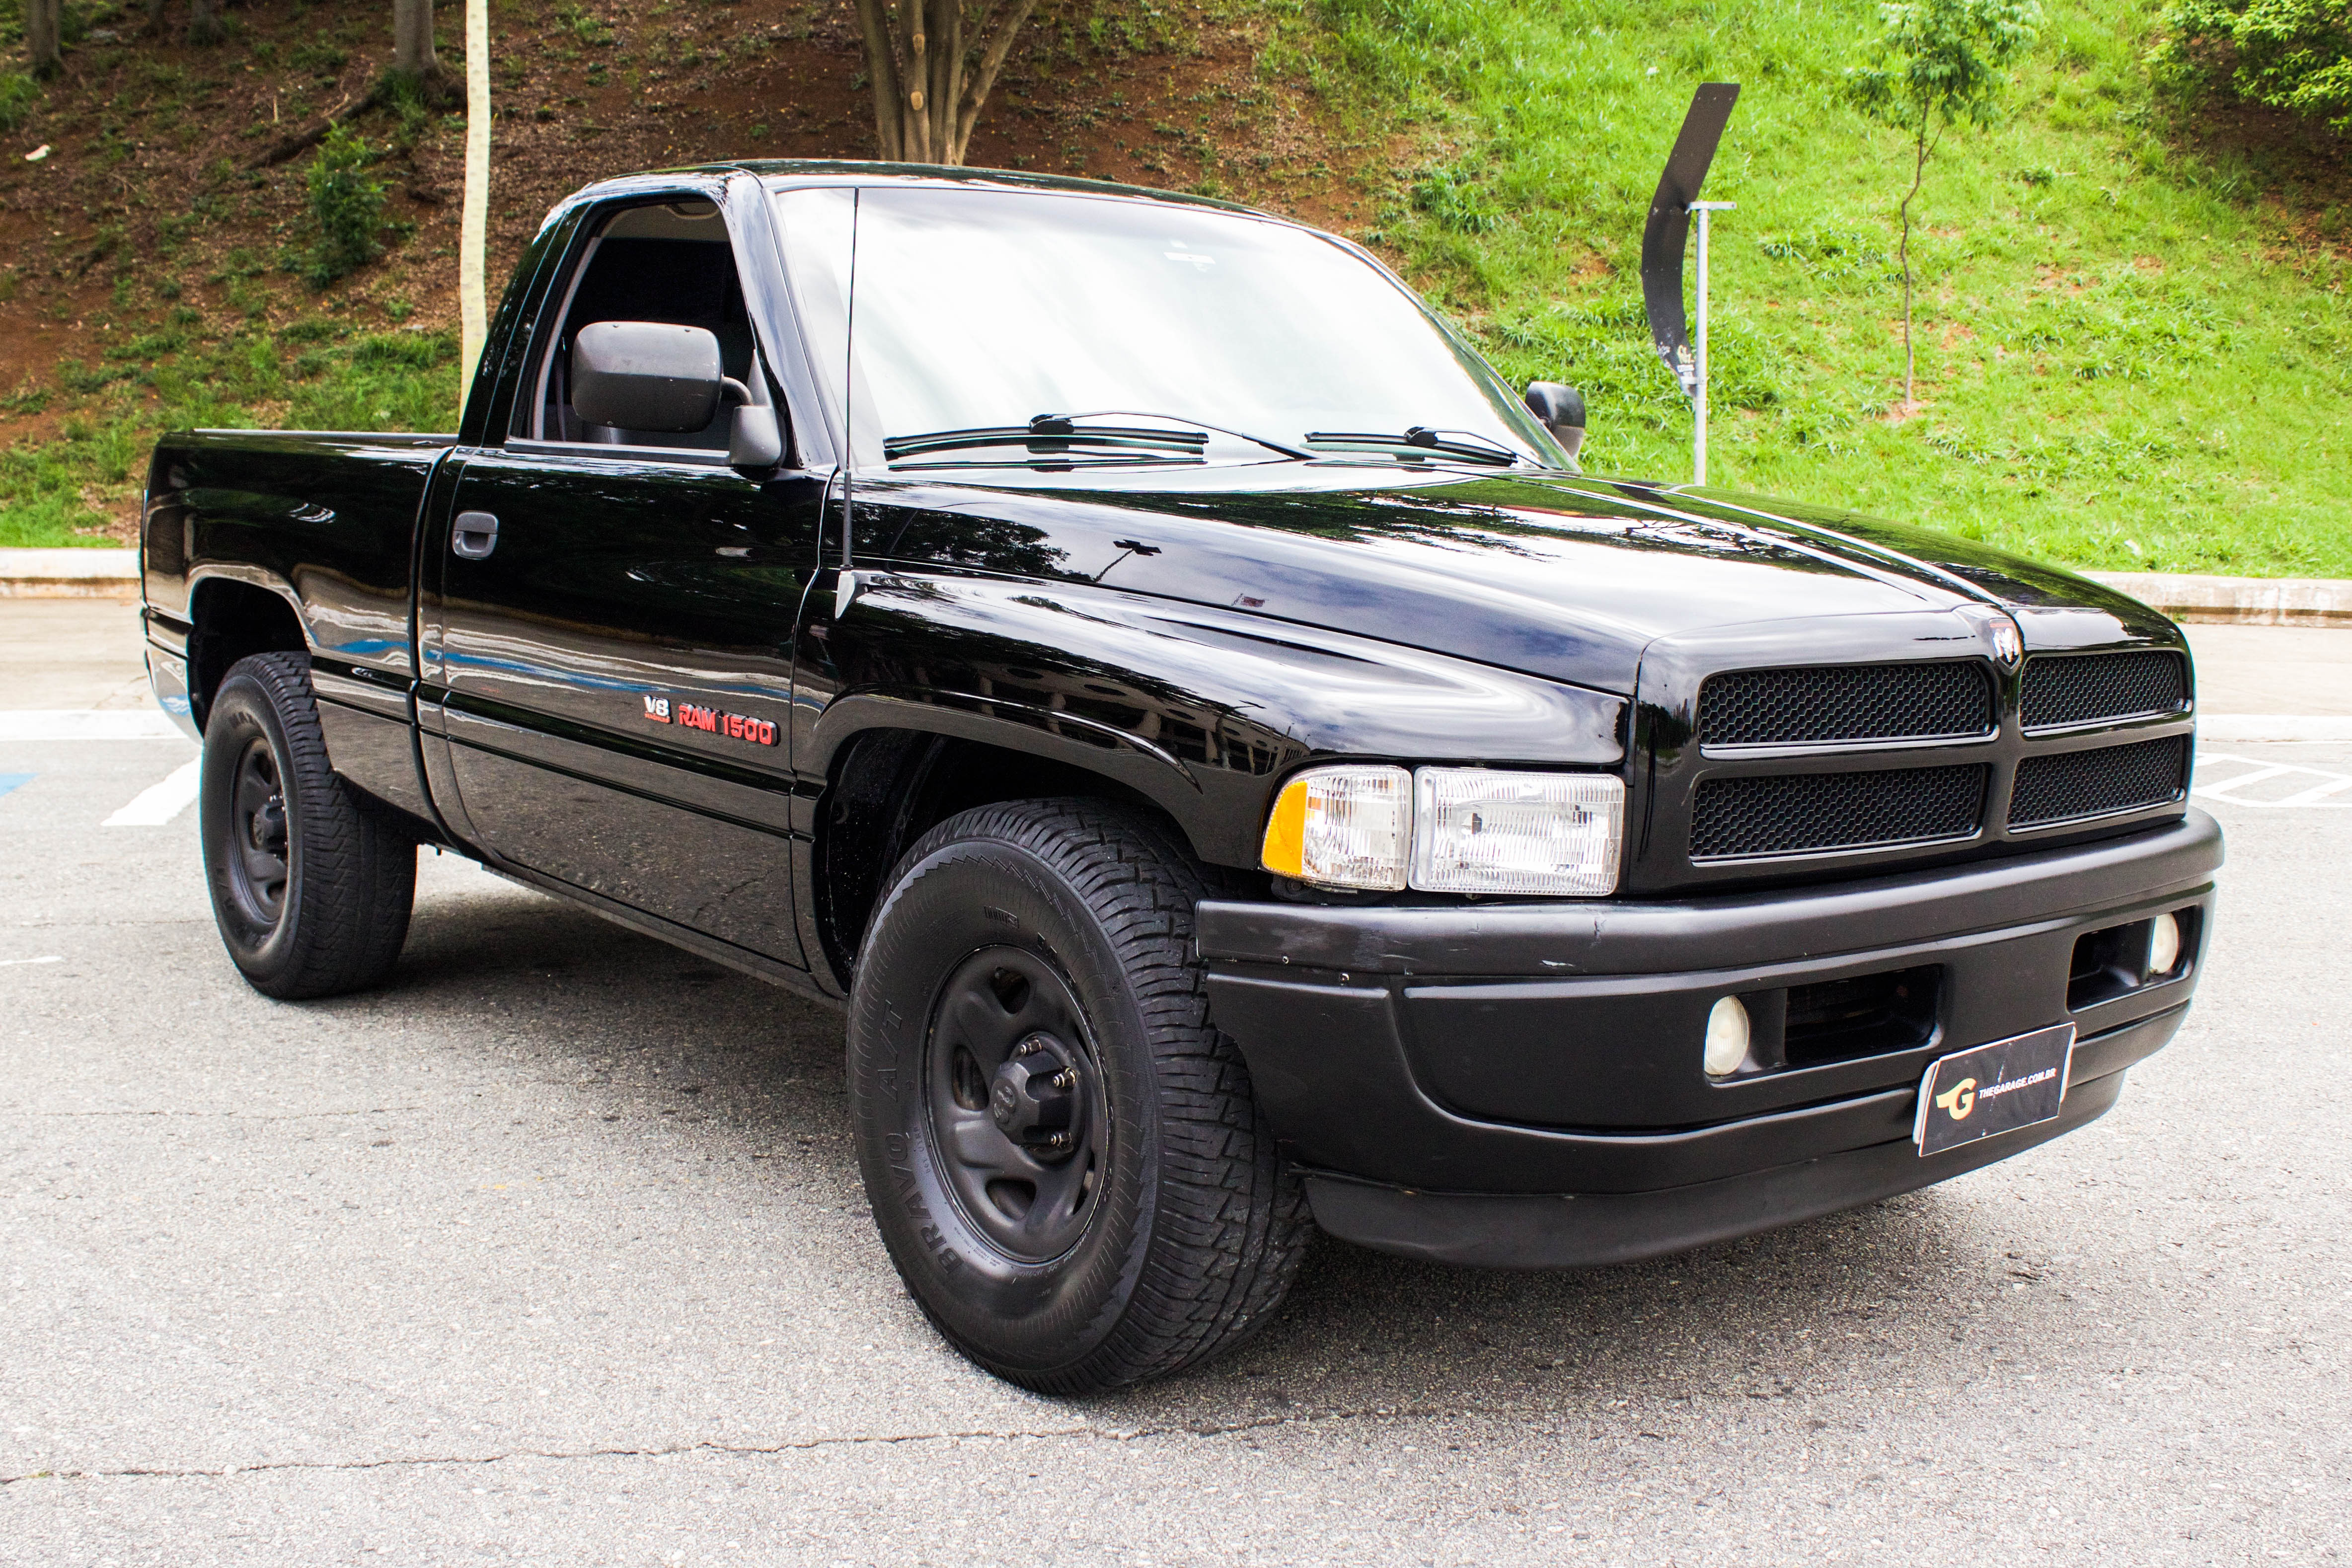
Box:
[772,184,1562,473]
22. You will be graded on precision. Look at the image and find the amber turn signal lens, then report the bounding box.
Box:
[1259,765,1411,891]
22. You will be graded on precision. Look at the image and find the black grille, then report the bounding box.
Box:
[1690,764,1987,860]
[2009,736,2190,829]
[2021,650,2188,733]
[1698,661,1994,747]
[1784,965,1942,1067]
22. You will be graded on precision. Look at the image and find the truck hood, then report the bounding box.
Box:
[870,465,2172,697]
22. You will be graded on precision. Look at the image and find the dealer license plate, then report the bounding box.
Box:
[1913,1023,2077,1157]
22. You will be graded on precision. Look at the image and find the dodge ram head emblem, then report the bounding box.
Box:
[643,693,777,747]
[1990,616,2024,669]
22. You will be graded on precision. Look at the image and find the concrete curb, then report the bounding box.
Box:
[2198,715,2352,743]
[0,548,140,599]
[2085,571,2352,627]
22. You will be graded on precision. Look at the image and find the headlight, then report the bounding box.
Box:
[1262,764,1623,896]
[1412,767,1624,895]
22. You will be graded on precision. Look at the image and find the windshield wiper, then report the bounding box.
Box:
[1302,426,1521,466]
[883,412,1312,466]
[884,415,1207,465]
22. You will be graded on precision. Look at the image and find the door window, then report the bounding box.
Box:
[515,199,763,454]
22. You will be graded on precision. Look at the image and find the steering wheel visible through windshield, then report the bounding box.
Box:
[770,182,1566,473]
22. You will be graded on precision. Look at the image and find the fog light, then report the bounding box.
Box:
[1704,995,1751,1078]
[2148,912,2182,977]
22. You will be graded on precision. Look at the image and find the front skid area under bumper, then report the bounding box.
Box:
[1196,813,2219,1268]
[1301,1027,2150,1270]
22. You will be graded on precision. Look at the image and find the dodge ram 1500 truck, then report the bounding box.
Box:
[140,161,2220,1394]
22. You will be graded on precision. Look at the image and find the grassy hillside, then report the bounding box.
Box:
[2,0,2346,578]
[1283,0,2351,577]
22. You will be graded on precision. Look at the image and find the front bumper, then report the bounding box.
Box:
[1197,811,2221,1268]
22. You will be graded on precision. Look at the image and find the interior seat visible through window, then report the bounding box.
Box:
[524,201,759,452]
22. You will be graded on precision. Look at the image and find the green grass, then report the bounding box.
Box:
[7,0,2347,577]
[1278,0,2352,577]
[0,323,459,547]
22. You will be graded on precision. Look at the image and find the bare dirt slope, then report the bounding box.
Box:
[0,0,1377,468]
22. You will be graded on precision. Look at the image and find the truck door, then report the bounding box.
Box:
[423,194,825,968]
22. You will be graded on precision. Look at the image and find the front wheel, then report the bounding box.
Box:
[200,652,416,999]
[848,798,1309,1394]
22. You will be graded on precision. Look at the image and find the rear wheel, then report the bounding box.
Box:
[848,798,1310,1394]
[200,652,416,999]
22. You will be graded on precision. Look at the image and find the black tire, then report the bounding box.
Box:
[848,798,1311,1394]
[199,652,416,1000]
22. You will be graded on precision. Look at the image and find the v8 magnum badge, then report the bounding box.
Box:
[640,692,777,747]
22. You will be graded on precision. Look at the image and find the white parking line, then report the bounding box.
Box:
[0,955,65,967]
[103,759,202,827]
[0,710,186,741]
[2193,752,2352,809]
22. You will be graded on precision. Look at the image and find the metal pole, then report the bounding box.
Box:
[1688,201,1734,488]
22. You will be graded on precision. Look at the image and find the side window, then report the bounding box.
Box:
[515,199,761,452]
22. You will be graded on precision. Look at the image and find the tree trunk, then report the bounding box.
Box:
[851,0,1039,167]
[26,0,63,77]
[459,0,491,402]
[188,0,222,46]
[1897,118,1932,407]
[393,0,440,80]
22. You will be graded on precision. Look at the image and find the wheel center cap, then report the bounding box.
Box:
[250,796,287,853]
[988,1033,1079,1148]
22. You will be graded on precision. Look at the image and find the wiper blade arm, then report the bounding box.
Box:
[1302,426,1521,466]
[883,412,1314,464]
[884,415,1208,463]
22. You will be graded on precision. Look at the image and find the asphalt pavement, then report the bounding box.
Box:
[2,603,2347,1566]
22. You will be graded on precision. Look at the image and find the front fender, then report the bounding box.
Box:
[806,571,1626,867]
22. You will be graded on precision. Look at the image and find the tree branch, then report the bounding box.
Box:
[852,0,905,160]
[953,0,1039,162]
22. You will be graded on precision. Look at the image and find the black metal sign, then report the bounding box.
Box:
[1642,82,1741,402]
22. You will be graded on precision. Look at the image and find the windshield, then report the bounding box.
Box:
[771,184,1564,472]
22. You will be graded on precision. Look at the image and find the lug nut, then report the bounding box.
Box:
[1051,1069,1076,1090]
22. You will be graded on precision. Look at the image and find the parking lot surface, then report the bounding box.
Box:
[2,606,2347,1565]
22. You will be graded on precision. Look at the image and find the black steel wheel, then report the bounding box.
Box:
[220,733,291,933]
[925,946,1110,1264]
[199,652,416,999]
[848,798,1310,1394]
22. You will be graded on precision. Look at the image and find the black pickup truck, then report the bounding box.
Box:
[139,161,2220,1393]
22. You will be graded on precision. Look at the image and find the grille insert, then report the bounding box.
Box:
[1784,965,1942,1067]
[2009,735,2190,829]
[1690,764,1987,860]
[1698,661,1994,747]
[2021,650,2188,733]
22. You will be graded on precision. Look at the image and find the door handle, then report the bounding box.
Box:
[451,510,500,560]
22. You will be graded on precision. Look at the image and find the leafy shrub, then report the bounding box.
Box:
[303,123,387,287]
[352,330,457,371]
[0,71,39,133]
[2154,0,2352,135]
[1409,161,1500,233]
[557,2,616,47]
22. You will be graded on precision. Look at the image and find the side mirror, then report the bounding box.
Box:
[1523,381,1587,462]
[572,320,723,433]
